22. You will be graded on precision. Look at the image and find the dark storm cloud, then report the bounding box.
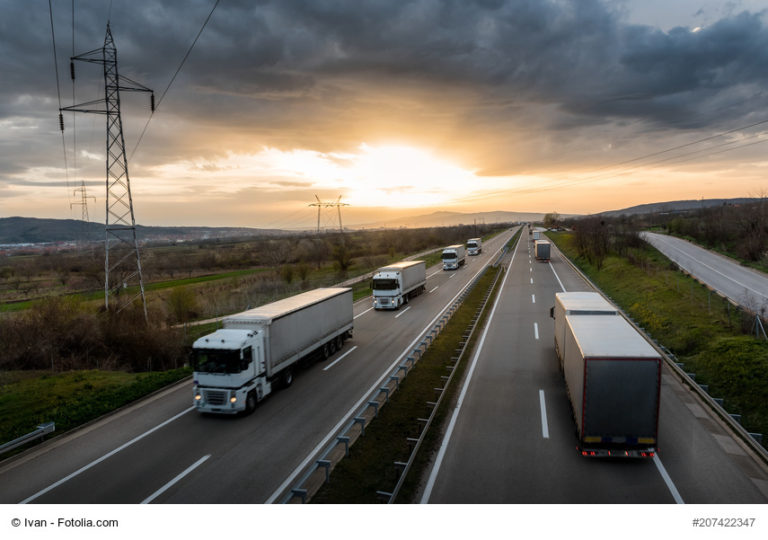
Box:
[3,0,768,182]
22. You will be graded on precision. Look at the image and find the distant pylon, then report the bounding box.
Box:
[309,195,349,234]
[70,180,95,250]
[61,23,154,320]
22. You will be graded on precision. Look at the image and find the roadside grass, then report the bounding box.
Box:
[0,367,191,448]
[312,230,518,503]
[547,231,768,446]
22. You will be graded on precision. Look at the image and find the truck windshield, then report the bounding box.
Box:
[467,242,478,248]
[193,349,244,374]
[372,278,398,290]
[441,252,457,260]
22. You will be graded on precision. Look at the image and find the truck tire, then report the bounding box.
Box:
[335,335,343,351]
[329,338,337,355]
[322,343,330,359]
[245,391,257,414]
[282,369,293,388]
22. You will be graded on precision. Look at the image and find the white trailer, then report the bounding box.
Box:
[562,314,661,458]
[551,292,618,364]
[466,238,482,256]
[532,230,541,241]
[192,288,353,414]
[442,244,466,270]
[372,260,427,310]
[534,240,551,261]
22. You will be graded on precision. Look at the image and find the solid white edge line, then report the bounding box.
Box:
[268,228,518,504]
[323,345,358,371]
[548,260,566,292]
[534,322,539,340]
[653,454,685,504]
[539,390,549,439]
[20,406,195,504]
[429,286,439,293]
[354,306,374,319]
[420,230,520,503]
[141,454,211,504]
[394,306,411,319]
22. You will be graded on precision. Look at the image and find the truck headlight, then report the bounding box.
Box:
[230,396,237,403]
[194,393,202,401]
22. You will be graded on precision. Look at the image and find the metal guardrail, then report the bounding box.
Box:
[0,423,55,456]
[547,237,768,466]
[279,231,519,503]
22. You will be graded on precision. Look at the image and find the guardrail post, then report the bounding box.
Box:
[317,459,331,483]
[379,387,390,402]
[368,400,380,417]
[291,488,308,503]
[337,436,350,456]
[354,416,366,436]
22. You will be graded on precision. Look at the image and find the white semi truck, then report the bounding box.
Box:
[466,238,482,256]
[442,244,466,270]
[192,288,353,414]
[372,260,427,310]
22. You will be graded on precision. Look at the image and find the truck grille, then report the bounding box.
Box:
[204,390,227,406]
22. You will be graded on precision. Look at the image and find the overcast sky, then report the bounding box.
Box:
[2,0,768,228]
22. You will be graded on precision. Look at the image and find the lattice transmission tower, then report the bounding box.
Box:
[308,195,349,234]
[61,22,154,320]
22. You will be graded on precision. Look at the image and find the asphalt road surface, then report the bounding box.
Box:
[421,226,768,503]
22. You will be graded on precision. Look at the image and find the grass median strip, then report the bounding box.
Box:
[311,232,517,503]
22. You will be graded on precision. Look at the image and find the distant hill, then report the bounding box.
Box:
[0,217,286,244]
[598,198,762,218]
[358,210,559,229]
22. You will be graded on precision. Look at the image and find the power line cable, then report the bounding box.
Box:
[128,0,221,161]
[49,0,72,206]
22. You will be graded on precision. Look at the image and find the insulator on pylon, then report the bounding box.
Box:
[70,61,75,80]
[150,93,155,112]
[59,112,64,132]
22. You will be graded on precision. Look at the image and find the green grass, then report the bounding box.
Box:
[547,231,768,445]
[0,368,192,448]
[311,260,507,502]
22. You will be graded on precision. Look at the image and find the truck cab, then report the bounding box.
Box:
[442,244,466,270]
[192,329,269,414]
[372,270,403,309]
[466,238,482,255]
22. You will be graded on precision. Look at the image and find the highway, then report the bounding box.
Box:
[0,229,516,504]
[421,226,768,503]
[641,232,768,313]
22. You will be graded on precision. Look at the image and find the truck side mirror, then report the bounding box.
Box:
[549,306,555,319]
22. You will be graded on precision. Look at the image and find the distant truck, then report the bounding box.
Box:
[372,260,427,310]
[192,288,353,414]
[557,309,661,458]
[532,230,541,241]
[466,238,482,256]
[534,239,551,261]
[442,244,466,270]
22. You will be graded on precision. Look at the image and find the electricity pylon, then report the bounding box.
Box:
[70,180,95,251]
[61,22,154,320]
[309,195,349,234]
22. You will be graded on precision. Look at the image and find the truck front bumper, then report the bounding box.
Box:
[194,386,247,414]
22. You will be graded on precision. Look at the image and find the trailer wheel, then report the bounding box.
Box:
[335,335,343,351]
[282,369,293,388]
[322,343,330,360]
[329,338,337,355]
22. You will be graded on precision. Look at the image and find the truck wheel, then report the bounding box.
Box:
[245,391,257,414]
[335,335,343,350]
[322,343,330,359]
[329,339,337,355]
[282,370,293,388]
